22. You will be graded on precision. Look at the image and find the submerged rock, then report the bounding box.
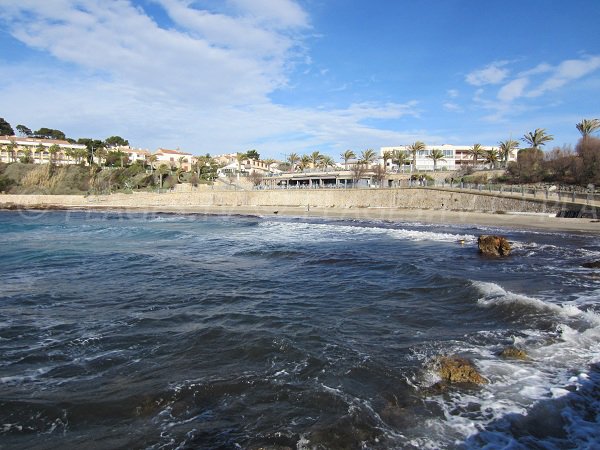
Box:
[499,346,528,360]
[478,235,511,256]
[582,260,600,269]
[433,356,488,385]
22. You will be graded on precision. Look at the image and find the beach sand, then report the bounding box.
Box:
[30,204,597,234]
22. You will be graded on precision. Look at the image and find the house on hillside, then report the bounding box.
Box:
[153,148,193,171]
[0,135,88,165]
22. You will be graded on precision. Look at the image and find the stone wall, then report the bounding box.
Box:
[0,188,588,214]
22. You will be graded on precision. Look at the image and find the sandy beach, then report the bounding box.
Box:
[8,203,596,234]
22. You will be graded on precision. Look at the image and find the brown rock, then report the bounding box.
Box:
[498,346,528,360]
[478,235,511,256]
[582,260,600,269]
[434,356,488,384]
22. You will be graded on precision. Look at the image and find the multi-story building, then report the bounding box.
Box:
[0,135,88,165]
[380,144,517,171]
[152,148,193,171]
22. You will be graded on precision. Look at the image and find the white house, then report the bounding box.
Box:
[0,135,88,165]
[380,144,517,171]
[153,148,193,171]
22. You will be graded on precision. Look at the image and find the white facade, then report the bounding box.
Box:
[0,135,88,165]
[380,144,517,171]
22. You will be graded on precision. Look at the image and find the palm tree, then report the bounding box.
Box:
[298,155,311,171]
[341,149,356,169]
[406,141,425,171]
[320,155,335,170]
[6,140,17,162]
[359,149,377,165]
[427,149,446,171]
[309,151,323,168]
[521,128,554,150]
[467,143,485,166]
[382,150,394,170]
[484,149,499,169]
[21,148,33,164]
[95,148,107,166]
[392,149,408,172]
[498,139,519,167]
[48,144,60,164]
[156,164,169,188]
[287,152,300,172]
[178,156,187,171]
[236,152,248,176]
[576,118,600,138]
[147,155,158,174]
[35,143,45,163]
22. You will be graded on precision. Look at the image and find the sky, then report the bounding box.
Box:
[1,0,599,160]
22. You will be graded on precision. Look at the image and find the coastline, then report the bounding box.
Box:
[2,202,598,233]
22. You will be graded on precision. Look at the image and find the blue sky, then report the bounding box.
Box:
[1,0,599,159]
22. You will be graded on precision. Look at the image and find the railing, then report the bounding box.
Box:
[252,178,600,205]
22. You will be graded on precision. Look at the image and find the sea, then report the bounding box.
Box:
[0,209,599,450]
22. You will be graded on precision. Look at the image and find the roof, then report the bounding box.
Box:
[155,148,192,156]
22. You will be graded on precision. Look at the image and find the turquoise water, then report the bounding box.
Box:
[0,210,599,449]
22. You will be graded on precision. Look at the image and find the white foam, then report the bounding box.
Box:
[258,220,476,245]
[423,280,600,448]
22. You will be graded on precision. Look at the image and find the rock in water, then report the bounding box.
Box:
[434,356,488,385]
[478,235,511,256]
[498,346,528,360]
[582,260,600,269]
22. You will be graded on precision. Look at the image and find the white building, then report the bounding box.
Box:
[0,135,88,165]
[380,144,517,171]
[153,148,193,171]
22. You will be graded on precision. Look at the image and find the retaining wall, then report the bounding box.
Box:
[1,188,591,215]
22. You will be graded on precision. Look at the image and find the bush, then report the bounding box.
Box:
[0,175,15,192]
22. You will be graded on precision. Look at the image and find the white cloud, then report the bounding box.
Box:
[446,89,459,98]
[528,55,600,97]
[443,102,462,112]
[497,78,529,102]
[465,61,509,86]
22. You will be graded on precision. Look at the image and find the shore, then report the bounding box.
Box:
[3,202,598,233]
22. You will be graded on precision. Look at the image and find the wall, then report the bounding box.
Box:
[0,187,589,214]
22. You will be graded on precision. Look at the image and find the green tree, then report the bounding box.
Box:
[147,155,158,174]
[576,118,600,139]
[392,149,408,172]
[309,151,323,168]
[287,152,300,172]
[467,143,485,166]
[498,139,519,167]
[6,140,17,162]
[521,128,554,150]
[236,152,248,176]
[341,149,356,169]
[20,148,33,163]
[0,118,14,136]
[320,155,335,170]
[104,136,129,148]
[407,141,425,171]
[35,127,66,140]
[484,149,499,169]
[246,149,260,160]
[382,150,393,170]
[156,164,169,188]
[359,149,377,164]
[35,143,45,163]
[298,155,311,171]
[16,124,32,136]
[48,144,61,163]
[427,149,446,171]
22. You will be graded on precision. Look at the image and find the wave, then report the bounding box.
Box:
[413,280,600,449]
[259,220,476,244]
